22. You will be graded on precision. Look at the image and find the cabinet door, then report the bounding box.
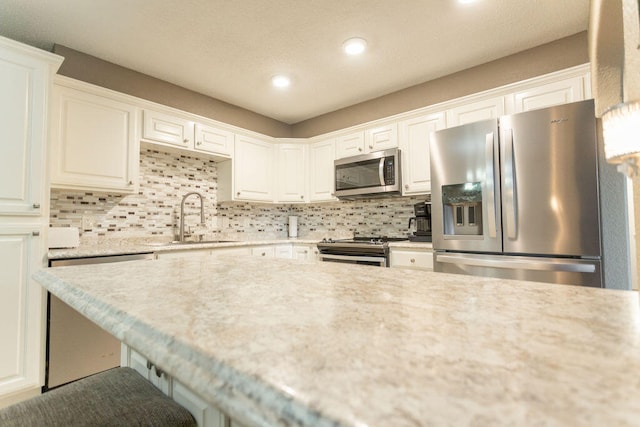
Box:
[274,244,293,259]
[194,123,233,157]
[336,132,365,159]
[399,113,445,195]
[234,135,274,202]
[0,227,43,396]
[276,144,307,203]
[251,246,275,258]
[365,124,398,152]
[308,139,336,202]
[173,380,226,427]
[510,77,586,113]
[389,248,433,270]
[50,85,139,192]
[446,96,505,127]
[143,109,195,149]
[293,245,317,262]
[0,48,49,215]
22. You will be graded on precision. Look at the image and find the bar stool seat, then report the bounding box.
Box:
[0,367,196,426]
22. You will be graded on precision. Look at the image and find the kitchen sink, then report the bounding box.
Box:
[143,240,237,247]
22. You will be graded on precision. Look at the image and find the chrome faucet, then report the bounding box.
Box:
[179,192,206,242]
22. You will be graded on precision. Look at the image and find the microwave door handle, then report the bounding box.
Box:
[485,132,497,238]
[378,157,385,186]
[503,129,517,239]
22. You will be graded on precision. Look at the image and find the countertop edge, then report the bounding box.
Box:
[33,267,344,427]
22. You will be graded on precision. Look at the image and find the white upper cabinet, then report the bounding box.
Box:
[365,123,398,152]
[194,123,233,157]
[335,131,365,159]
[308,138,336,202]
[142,109,195,149]
[446,96,505,127]
[509,76,588,113]
[218,134,274,202]
[276,143,307,203]
[399,113,445,195]
[0,40,61,215]
[50,82,139,193]
[336,125,398,159]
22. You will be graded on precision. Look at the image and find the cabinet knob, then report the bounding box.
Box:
[32,231,40,236]
[128,180,133,185]
[196,141,202,146]
[183,138,190,143]
[261,252,266,256]
[369,145,373,149]
[358,147,363,152]
[304,250,308,254]
[32,203,40,209]
[300,195,304,199]
[237,192,241,196]
[146,361,153,370]
[410,258,416,263]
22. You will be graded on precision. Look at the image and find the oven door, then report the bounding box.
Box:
[318,253,387,267]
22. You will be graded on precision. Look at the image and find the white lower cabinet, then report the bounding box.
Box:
[293,244,318,262]
[389,247,434,271]
[251,245,276,258]
[122,345,228,427]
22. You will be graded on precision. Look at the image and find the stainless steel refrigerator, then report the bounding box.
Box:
[430,100,602,287]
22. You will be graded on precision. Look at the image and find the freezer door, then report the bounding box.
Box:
[430,119,502,253]
[499,100,601,257]
[434,252,603,287]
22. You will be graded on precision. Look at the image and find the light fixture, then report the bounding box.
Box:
[343,37,367,55]
[603,100,640,176]
[271,75,290,88]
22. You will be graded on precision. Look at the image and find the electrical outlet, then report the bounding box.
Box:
[81,215,93,230]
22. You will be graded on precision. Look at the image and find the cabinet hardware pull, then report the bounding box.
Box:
[236,192,241,196]
[369,145,373,149]
[183,138,190,143]
[300,195,304,199]
[410,258,415,263]
[128,180,133,185]
[155,366,164,378]
[197,141,202,146]
[32,203,40,209]
[261,252,266,256]
[146,361,153,370]
[32,231,40,236]
[358,147,363,152]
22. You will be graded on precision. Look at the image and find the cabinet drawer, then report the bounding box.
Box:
[143,110,194,148]
[390,250,433,270]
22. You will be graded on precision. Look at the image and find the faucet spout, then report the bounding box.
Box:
[179,192,206,242]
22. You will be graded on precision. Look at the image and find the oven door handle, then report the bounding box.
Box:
[319,253,386,267]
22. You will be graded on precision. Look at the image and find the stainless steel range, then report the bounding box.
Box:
[317,236,408,267]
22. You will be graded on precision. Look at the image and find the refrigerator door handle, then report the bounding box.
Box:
[485,132,497,238]
[436,254,596,273]
[503,129,518,239]
[378,157,385,186]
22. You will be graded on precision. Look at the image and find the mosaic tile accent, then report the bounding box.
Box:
[50,148,431,244]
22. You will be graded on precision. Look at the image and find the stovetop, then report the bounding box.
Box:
[319,236,408,245]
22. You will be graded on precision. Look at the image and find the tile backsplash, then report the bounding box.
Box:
[50,148,429,244]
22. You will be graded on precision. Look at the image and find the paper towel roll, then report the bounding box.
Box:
[288,216,298,238]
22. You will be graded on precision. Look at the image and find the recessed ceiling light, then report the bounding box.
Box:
[343,38,367,55]
[271,75,291,88]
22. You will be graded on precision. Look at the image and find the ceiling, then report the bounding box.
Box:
[0,0,590,124]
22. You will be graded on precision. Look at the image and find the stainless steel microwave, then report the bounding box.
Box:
[334,148,402,199]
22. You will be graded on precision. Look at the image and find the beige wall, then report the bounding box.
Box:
[52,45,293,138]
[292,32,589,137]
[54,33,589,139]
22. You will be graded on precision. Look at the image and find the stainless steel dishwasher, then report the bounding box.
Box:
[46,253,154,390]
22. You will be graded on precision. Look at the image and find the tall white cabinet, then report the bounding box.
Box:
[0,36,62,407]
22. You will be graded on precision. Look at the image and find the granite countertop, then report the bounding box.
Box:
[47,238,321,259]
[34,256,640,426]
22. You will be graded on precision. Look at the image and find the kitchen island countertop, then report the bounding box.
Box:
[34,255,640,426]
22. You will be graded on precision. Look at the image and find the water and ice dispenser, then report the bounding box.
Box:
[442,182,483,236]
